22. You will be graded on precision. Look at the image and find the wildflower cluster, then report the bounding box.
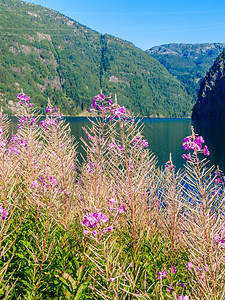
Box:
[215,223,225,250]
[0,136,7,153]
[132,136,149,148]
[165,159,175,170]
[7,135,28,154]
[18,116,36,129]
[182,133,210,161]
[82,212,113,236]
[86,162,103,173]
[1,91,224,299]
[46,105,61,117]
[17,93,34,107]
[107,142,124,151]
[39,105,63,130]
[40,118,57,130]
[214,169,225,185]
[158,270,167,280]
[90,94,133,122]
[0,205,8,220]
[109,198,126,214]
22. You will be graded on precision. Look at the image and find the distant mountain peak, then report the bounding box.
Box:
[146,43,225,106]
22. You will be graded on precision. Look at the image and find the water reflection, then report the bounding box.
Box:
[193,120,225,170]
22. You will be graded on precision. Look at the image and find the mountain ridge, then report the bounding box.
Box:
[147,43,225,105]
[0,0,192,117]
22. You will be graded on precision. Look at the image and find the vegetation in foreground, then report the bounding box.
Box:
[0,92,224,299]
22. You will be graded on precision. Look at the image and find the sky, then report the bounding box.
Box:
[24,0,225,50]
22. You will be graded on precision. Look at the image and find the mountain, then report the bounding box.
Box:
[0,0,192,117]
[147,43,225,104]
[192,49,225,120]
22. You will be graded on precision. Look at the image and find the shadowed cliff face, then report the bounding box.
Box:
[192,50,225,120]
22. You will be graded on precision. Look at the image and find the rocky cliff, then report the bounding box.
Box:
[192,50,225,120]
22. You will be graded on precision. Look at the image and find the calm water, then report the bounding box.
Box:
[9,117,225,171]
[67,117,225,171]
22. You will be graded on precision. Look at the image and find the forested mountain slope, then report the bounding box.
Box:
[147,43,225,105]
[0,0,191,116]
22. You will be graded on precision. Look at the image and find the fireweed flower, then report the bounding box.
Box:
[48,176,57,186]
[219,239,225,249]
[82,212,109,228]
[107,142,124,151]
[102,226,114,234]
[17,93,34,106]
[0,205,8,220]
[46,106,53,114]
[113,106,126,118]
[19,117,27,124]
[182,133,210,159]
[215,178,222,184]
[40,118,57,130]
[186,262,193,271]
[87,162,95,173]
[158,270,167,280]
[203,145,210,156]
[204,264,209,272]
[90,94,134,123]
[178,296,189,300]
[31,180,38,188]
[172,266,176,274]
[141,139,149,147]
[92,230,97,236]
[110,198,116,205]
[107,142,116,150]
[83,230,90,235]
[165,160,175,170]
[118,206,126,213]
[132,136,149,148]
[118,144,124,150]
[82,212,112,236]
[30,117,36,126]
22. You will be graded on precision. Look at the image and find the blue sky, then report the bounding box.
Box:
[24,0,225,50]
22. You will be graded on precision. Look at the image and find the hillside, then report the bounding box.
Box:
[192,49,225,120]
[0,0,192,117]
[147,43,225,104]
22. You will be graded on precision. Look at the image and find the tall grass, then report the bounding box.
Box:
[0,92,224,299]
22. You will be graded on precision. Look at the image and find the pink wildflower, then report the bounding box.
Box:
[31,180,38,188]
[203,145,210,156]
[0,205,8,220]
[158,270,167,280]
[186,262,193,271]
[118,206,126,213]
